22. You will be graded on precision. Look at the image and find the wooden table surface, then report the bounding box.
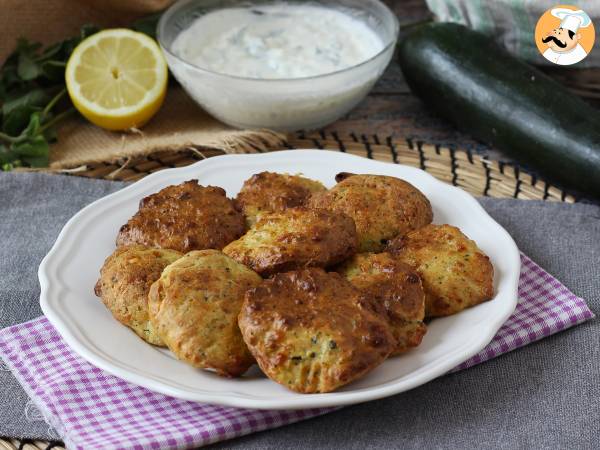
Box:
[329,1,491,154]
[332,0,600,175]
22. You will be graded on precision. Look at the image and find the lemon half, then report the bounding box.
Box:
[66,29,168,131]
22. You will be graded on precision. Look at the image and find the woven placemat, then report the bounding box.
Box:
[0,439,60,450]
[45,131,576,203]
[0,130,573,450]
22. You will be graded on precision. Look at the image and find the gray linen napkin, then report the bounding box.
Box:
[0,172,598,448]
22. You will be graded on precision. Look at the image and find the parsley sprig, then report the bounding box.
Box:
[0,14,163,171]
[0,25,99,170]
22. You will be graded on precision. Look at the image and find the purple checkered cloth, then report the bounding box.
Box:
[0,253,594,450]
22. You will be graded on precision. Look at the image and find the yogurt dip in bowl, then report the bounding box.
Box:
[158,0,399,131]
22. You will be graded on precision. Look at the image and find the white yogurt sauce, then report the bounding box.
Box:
[171,4,384,79]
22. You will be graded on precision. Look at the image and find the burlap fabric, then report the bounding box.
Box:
[1,0,286,169]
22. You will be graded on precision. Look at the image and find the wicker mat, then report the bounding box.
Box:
[0,130,573,450]
[55,131,575,203]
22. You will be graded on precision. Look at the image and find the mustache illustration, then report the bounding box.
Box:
[542,35,567,48]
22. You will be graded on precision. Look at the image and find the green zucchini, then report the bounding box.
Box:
[398,22,600,198]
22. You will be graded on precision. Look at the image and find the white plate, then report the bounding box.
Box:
[39,150,520,410]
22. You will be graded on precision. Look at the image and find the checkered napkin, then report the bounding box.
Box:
[0,254,594,450]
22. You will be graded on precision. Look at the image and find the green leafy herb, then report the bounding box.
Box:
[131,13,162,40]
[0,25,99,171]
[0,14,164,171]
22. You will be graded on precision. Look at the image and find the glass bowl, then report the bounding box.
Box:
[157,0,399,131]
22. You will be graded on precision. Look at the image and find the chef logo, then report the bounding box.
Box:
[535,5,595,65]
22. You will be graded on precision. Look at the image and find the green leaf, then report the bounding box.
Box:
[57,24,100,58]
[2,105,37,136]
[18,54,41,80]
[0,23,109,169]
[12,135,49,157]
[132,13,162,39]
[0,150,22,170]
[81,24,100,39]
[39,42,63,61]
[0,144,9,160]
[57,38,79,59]
[15,38,42,54]
[43,125,58,143]
[13,135,49,167]
[23,112,42,137]
[22,154,48,167]
[0,65,22,101]
[17,51,42,81]
[2,88,49,116]
[41,60,66,82]
[0,144,18,164]
[2,48,20,69]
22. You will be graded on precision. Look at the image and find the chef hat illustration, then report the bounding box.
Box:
[551,8,592,33]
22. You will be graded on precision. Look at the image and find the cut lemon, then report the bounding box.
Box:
[65,29,168,131]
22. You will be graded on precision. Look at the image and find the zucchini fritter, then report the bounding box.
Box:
[388,224,494,317]
[223,207,358,276]
[94,245,182,346]
[148,250,262,377]
[236,172,326,227]
[117,180,245,253]
[337,252,426,355]
[238,268,395,393]
[309,173,433,252]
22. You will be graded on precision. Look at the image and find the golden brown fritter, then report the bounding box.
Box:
[337,252,426,356]
[309,173,433,252]
[222,207,358,277]
[117,180,245,253]
[238,268,395,393]
[94,245,182,346]
[235,172,326,227]
[148,250,261,377]
[387,224,494,317]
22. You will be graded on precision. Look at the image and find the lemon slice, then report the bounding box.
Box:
[65,29,168,131]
